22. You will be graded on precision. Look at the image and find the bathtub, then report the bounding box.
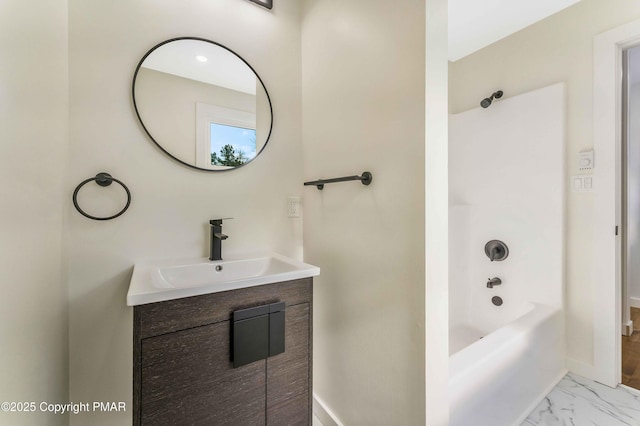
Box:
[449,303,566,426]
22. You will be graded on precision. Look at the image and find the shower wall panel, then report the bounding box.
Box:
[448,83,565,330]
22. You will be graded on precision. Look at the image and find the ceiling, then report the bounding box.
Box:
[448,0,583,62]
[142,39,257,95]
[144,5,588,80]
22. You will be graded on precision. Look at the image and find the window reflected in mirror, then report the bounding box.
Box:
[209,123,256,167]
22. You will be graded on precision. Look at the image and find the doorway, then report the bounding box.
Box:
[621,45,640,390]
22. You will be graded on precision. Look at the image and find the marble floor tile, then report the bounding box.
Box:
[522,373,640,426]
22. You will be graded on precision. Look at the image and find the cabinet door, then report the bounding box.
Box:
[267,303,310,425]
[140,320,266,426]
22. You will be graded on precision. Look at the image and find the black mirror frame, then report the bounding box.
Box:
[248,0,273,9]
[132,37,274,172]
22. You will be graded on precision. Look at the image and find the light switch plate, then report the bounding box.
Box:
[571,174,594,192]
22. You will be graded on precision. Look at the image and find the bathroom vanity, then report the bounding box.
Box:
[127,254,319,425]
[128,34,318,423]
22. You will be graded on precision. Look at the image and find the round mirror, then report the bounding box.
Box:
[132,37,273,171]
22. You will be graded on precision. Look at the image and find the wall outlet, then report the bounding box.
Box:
[288,196,301,218]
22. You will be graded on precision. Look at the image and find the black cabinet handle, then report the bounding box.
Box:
[232,302,286,368]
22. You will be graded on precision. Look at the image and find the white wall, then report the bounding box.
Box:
[449,84,565,334]
[67,1,302,424]
[449,0,640,374]
[301,0,426,424]
[0,1,69,425]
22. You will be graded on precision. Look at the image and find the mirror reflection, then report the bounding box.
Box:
[133,38,272,171]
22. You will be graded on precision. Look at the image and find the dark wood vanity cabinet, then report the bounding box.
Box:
[133,278,312,426]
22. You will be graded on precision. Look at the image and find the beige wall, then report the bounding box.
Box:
[1,2,446,424]
[0,1,69,425]
[67,1,302,424]
[449,0,640,371]
[301,0,426,424]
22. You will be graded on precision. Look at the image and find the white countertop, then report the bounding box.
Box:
[127,252,320,306]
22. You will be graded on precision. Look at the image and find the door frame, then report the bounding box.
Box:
[593,18,640,387]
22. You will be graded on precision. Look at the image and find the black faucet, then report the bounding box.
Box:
[209,219,229,261]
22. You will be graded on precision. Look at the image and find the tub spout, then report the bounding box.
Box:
[487,277,502,288]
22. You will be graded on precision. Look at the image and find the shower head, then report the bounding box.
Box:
[480,90,503,108]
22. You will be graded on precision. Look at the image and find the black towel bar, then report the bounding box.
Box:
[304,171,373,190]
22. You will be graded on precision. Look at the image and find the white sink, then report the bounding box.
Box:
[127,253,320,306]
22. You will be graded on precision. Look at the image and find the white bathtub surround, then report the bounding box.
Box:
[522,373,640,425]
[449,83,565,331]
[448,83,566,425]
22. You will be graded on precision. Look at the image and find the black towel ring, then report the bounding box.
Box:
[73,172,131,221]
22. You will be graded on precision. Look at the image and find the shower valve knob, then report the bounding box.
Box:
[486,277,502,288]
[484,240,509,261]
